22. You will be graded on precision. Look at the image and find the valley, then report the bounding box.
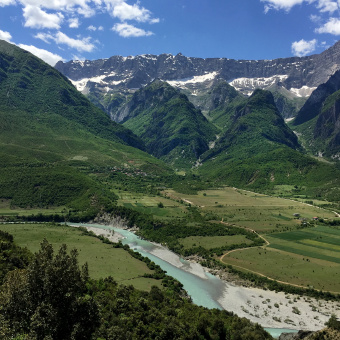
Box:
[1,38,340,339]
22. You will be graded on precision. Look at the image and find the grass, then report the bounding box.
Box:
[179,235,252,250]
[221,225,340,292]
[116,191,187,220]
[0,223,162,291]
[0,199,67,216]
[164,187,338,233]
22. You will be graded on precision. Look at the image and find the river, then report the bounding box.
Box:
[70,223,319,339]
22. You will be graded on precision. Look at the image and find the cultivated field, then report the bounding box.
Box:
[179,235,252,250]
[165,187,338,233]
[222,225,340,292]
[0,199,66,216]
[0,223,162,291]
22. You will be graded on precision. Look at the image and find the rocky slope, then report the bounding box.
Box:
[55,41,340,118]
[293,70,340,159]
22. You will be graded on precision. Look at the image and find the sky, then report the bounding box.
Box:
[0,0,340,66]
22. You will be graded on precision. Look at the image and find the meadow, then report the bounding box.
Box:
[0,223,162,291]
[222,225,340,292]
[164,187,337,233]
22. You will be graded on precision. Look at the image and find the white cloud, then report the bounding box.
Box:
[261,0,306,12]
[0,0,16,6]
[316,17,340,34]
[34,32,54,43]
[0,29,12,42]
[112,1,159,23]
[310,14,322,23]
[34,30,95,51]
[316,0,339,13]
[112,22,153,37]
[69,17,80,28]
[18,43,64,65]
[261,0,339,12]
[55,31,95,51]
[23,5,64,29]
[87,24,104,31]
[291,38,317,56]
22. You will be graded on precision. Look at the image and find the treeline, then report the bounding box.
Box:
[0,165,117,214]
[0,236,273,340]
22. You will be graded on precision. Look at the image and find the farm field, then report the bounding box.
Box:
[0,223,162,291]
[116,191,187,220]
[179,235,252,250]
[165,187,338,233]
[222,226,340,292]
[0,199,66,216]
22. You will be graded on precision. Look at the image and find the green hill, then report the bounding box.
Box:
[120,80,218,169]
[199,90,340,200]
[0,41,170,214]
[292,70,340,158]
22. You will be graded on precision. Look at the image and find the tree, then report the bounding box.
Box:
[326,314,340,331]
[0,239,99,340]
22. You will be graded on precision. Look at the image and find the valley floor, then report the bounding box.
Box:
[87,223,340,332]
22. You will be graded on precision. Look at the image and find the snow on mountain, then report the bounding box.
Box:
[289,86,317,97]
[164,72,219,87]
[229,75,288,96]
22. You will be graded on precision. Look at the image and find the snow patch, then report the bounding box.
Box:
[165,72,219,87]
[71,72,124,92]
[229,75,288,95]
[290,86,316,97]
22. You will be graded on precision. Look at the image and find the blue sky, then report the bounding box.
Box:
[0,0,339,65]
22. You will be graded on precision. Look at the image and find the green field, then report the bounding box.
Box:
[0,223,162,291]
[165,187,338,233]
[117,191,187,219]
[179,235,252,250]
[222,225,340,292]
[0,199,66,216]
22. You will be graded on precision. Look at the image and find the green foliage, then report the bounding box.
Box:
[0,230,32,285]
[123,80,218,168]
[326,314,340,330]
[0,239,99,339]
[90,278,273,340]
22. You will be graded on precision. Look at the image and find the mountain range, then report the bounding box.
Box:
[0,39,340,212]
[55,41,340,119]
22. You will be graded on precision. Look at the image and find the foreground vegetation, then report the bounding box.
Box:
[0,229,273,340]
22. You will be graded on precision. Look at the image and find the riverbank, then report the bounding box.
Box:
[76,223,340,332]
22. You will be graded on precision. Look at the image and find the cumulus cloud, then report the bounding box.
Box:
[34,32,54,43]
[291,38,317,56]
[316,17,340,34]
[34,31,95,52]
[0,29,12,42]
[261,0,306,13]
[23,5,64,29]
[18,43,64,65]
[316,0,339,13]
[0,0,15,6]
[112,2,159,23]
[112,22,153,37]
[87,24,103,31]
[55,31,95,52]
[69,17,80,28]
[261,0,340,13]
